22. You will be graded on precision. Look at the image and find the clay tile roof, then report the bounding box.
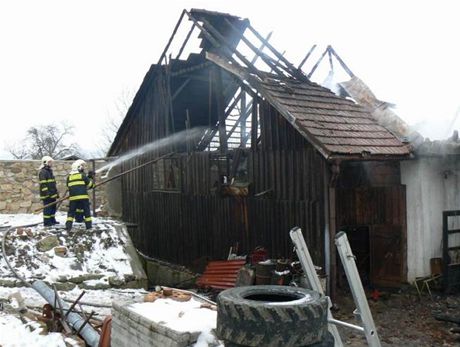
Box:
[257,75,411,159]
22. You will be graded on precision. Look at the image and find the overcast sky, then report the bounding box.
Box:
[1,0,459,159]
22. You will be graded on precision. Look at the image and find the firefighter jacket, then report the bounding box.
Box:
[39,166,58,200]
[66,171,94,201]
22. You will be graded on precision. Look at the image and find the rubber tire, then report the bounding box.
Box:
[216,285,328,347]
[307,331,335,347]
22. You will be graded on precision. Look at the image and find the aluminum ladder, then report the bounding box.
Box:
[290,227,382,347]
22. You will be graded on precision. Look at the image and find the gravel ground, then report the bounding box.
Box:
[333,287,460,346]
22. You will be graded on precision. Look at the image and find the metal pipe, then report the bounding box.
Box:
[328,318,365,332]
[91,159,97,217]
[34,152,174,213]
[32,281,100,347]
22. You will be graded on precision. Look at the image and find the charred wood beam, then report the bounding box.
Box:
[221,32,272,96]
[328,46,355,78]
[307,46,329,79]
[226,99,252,141]
[215,67,228,153]
[223,18,285,76]
[208,68,212,129]
[251,31,273,65]
[185,109,191,153]
[206,52,331,159]
[197,89,243,151]
[247,24,309,82]
[298,44,317,70]
[199,78,258,151]
[229,148,243,180]
[269,50,286,74]
[328,48,334,71]
[172,78,191,100]
[158,10,186,65]
[109,10,186,155]
[251,98,258,150]
[185,11,263,79]
[240,92,247,143]
[165,55,175,135]
[171,62,212,77]
[175,23,196,60]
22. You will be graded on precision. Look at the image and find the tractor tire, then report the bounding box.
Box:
[216,285,328,347]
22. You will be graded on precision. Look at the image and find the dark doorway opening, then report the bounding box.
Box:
[338,225,371,287]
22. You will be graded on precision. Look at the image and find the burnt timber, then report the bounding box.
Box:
[108,9,412,296]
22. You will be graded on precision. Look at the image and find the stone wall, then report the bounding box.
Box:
[0,160,109,215]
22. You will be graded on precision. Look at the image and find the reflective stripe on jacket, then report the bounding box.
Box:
[39,166,58,200]
[66,172,94,201]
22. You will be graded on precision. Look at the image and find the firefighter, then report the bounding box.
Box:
[38,156,59,226]
[65,159,95,231]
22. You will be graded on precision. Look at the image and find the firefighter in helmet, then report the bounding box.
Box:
[65,159,95,231]
[38,156,59,226]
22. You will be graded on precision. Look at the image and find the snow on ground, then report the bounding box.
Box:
[0,213,221,346]
[0,212,135,285]
[0,313,69,347]
[0,213,42,229]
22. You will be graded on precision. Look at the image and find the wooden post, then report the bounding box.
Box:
[328,186,337,302]
[214,67,227,153]
[223,18,285,76]
[327,161,340,302]
[251,97,258,150]
[298,44,317,70]
[185,109,191,153]
[308,47,329,79]
[240,91,247,144]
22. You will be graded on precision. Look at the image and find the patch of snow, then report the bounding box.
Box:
[0,213,42,228]
[128,297,223,346]
[194,327,224,347]
[129,297,217,333]
[0,313,67,347]
[0,213,136,283]
[0,287,47,308]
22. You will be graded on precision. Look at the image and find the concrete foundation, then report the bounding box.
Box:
[111,301,200,347]
[141,256,198,289]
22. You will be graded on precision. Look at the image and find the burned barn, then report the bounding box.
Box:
[108,9,412,294]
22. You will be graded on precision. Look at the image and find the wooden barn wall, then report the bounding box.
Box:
[117,91,328,268]
[127,193,324,268]
[336,186,406,227]
[335,185,407,285]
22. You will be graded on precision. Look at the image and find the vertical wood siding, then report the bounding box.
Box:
[116,91,328,268]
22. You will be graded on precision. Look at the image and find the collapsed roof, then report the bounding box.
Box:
[301,45,460,157]
[109,9,411,161]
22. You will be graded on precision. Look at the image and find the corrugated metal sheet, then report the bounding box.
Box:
[196,259,246,290]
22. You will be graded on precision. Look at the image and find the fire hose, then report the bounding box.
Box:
[2,152,174,346]
[34,151,174,213]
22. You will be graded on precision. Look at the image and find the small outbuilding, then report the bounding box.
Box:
[108,9,412,296]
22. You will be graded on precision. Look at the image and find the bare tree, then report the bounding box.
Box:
[95,88,134,157]
[7,122,80,159]
[5,142,29,159]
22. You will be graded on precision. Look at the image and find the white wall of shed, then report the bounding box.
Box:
[401,157,460,282]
